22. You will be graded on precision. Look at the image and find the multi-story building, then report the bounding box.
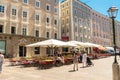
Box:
[91,10,110,46]
[109,20,120,47]
[116,21,120,47]
[61,0,92,42]
[61,0,120,48]
[0,0,60,57]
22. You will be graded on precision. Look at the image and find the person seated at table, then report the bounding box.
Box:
[57,54,65,64]
[54,54,64,65]
[54,50,58,56]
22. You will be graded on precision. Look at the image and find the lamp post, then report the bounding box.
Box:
[107,6,118,63]
[108,6,119,80]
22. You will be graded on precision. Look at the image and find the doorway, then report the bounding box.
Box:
[19,46,26,57]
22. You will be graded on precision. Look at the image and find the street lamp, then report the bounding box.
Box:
[107,6,118,64]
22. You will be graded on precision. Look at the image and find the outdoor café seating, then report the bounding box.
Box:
[9,57,21,66]
[38,58,54,69]
[20,57,35,67]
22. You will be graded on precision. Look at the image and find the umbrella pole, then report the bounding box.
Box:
[51,46,54,56]
[52,47,54,56]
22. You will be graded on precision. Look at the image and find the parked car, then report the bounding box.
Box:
[105,49,120,55]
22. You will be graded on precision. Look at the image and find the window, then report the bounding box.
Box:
[62,47,68,52]
[11,26,16,34]
[22,27,27,35]
[0,5,4,13]
[80,37,83,42]
[54,19,57,25]
[35,14,39,20]
[35,30,39,37]
[12,8,16,16]
[23,0,28,4]
[54,7,58,13]
[66,10,69,14]
[74,17,77,22]
[46,4,50,11]
[54,0,57,4]
[0,25,3,33]
[35,1,40,8]
[54,33,57,39]
[23,11,27,18]
[46,17,50,23]
[34,47,40,54]
[46,32,49,38]
[74,9,77,14]
[66,18,69,23]
[80,27,82,33]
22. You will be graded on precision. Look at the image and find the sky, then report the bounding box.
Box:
[60,0,120,21]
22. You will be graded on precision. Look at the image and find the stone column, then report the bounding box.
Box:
[112,63,119,80]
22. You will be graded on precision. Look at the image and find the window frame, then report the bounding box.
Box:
[0,5,4,13]
[35,0,40,8]
[34,47,40,54]
[23,11,27,18]
[46,4,51,11]
[0,25,3,33]
[46,32,49,38]
[23,0,28,4]
[35,29,39,37]
[22,27,27,35]
[12,8,17,16]
[11,26,16,34]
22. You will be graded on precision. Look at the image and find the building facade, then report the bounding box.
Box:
[0,0,60,57]
[109,20,120,47]
[61,0,120,48]
[91,10,110,46]
[116,21,120,47]
[61,0,92,42]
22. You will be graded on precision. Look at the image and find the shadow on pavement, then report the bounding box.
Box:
[68,70,76,72]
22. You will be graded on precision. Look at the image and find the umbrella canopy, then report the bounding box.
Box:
[105,47,114,50]
[95,44,106,50]
[26,39,67,47]
[84,42,106,50]
[66,40,85,47]
[84,42,97,47]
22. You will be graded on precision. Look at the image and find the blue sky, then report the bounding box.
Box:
[60,0,120,21]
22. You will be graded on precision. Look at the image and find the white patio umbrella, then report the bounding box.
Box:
[26,39,68,56]
[26,39,66,47]
[26,39,77,56]
[66,40,85,47]
[84,42,97,47]
[105,47,114,50]
[91,44,106,50]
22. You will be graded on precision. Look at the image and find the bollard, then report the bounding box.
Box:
[112,63,119,80]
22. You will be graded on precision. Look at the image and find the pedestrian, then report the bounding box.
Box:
[82,51,87,68]
[73,52,79,71]
[0,51,4,73]
[79,53,83,63]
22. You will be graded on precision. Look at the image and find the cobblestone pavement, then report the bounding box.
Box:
[0,56,119,80]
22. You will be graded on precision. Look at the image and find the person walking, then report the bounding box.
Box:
[82,51,87,68]
[0,51,4,73]
[73,52,79,71]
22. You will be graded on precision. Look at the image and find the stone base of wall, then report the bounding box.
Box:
[0,33,46,58]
